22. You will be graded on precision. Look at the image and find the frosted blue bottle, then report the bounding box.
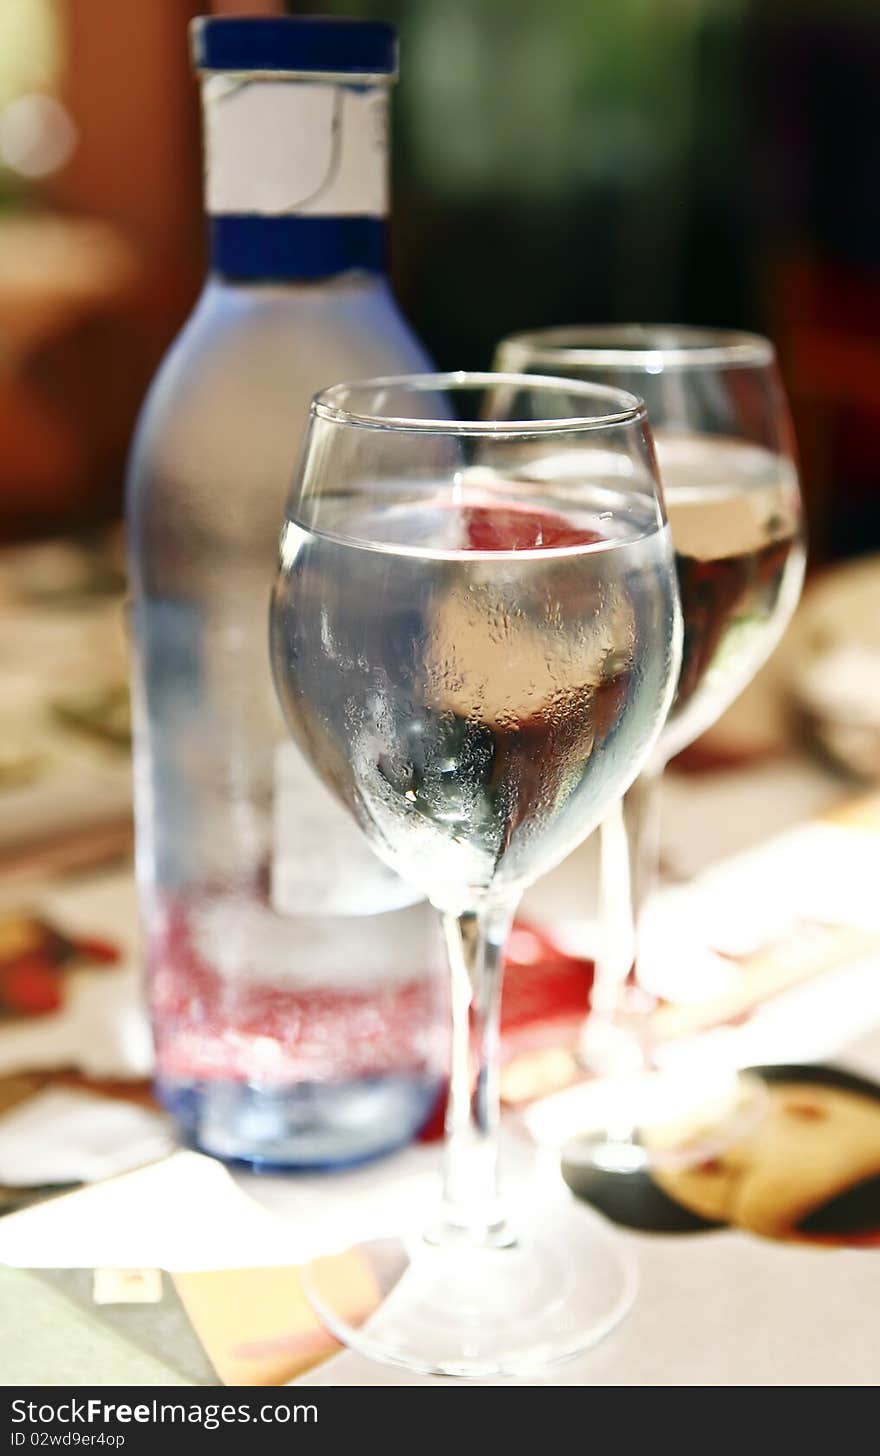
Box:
[125,18,444,1168]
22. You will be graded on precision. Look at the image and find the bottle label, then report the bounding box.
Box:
[271,741,420,918]
[204,77,389,219]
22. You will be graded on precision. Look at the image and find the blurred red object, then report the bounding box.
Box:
[501,921,594,1051]
[774,253,880,564]
[0,912,120,1019]
[418,919,593,1141]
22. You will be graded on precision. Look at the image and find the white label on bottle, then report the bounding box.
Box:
[204,77,389,218]
[271,741,419,918]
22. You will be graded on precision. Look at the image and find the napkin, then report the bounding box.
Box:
[0,1085,174,1187]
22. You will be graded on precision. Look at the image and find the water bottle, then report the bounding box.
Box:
[125,16,444,1168]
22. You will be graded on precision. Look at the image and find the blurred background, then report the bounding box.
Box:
[0,0,877,559]
[0,3,879,1289]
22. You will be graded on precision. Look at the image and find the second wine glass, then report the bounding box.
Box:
[495,327,806,1171]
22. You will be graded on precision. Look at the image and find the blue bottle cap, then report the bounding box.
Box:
[191,16,398,77]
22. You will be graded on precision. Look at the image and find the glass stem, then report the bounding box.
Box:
[435,899,517,1245]
[584,765,665,1084]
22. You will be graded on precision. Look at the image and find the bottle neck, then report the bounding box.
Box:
[201,73,391,282]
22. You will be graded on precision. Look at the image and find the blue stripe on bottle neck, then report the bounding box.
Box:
[209,216,388,281]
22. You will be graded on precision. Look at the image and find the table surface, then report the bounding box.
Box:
[1,752,879,1386]
[258,754,880,1386]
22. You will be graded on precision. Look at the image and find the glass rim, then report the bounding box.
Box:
[311,371,647,435]
[497,326,776,371]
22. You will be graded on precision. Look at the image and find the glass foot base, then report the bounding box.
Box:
[560,1070,768,1174]
[302,1202,636,1378]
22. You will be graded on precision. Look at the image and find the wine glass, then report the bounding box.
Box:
[495,327,805,1172]
[270,372,681,1376]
